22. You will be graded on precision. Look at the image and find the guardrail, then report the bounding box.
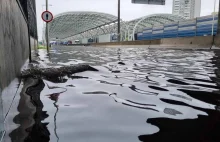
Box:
[137,15,218,40]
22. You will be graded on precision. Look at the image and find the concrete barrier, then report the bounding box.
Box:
[92,36,218,48]
[91,39,160,47]
[214,35,220,47]
[161,36,213,48]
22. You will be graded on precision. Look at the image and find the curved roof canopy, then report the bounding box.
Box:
[126,14,186,33]
[49,11,118,39]
[48,12,185,41]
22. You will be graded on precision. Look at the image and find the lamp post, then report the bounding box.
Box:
[118,0,121,42]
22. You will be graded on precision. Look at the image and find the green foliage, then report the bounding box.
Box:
[38,45,46,49]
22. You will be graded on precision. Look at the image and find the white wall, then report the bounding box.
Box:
[82,38,88,44]
[98,34,111,43]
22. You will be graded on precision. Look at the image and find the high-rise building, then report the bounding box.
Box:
[172,0,201,19]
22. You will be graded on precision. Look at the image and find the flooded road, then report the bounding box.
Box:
[9,46,220,142]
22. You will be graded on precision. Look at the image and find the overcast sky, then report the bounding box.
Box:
[36,0,219,40]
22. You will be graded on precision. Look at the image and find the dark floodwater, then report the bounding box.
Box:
[9,46,220,142]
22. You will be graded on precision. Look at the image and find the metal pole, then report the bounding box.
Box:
[46,0,49,53]
[218,0,220,34]
[118,0,120,42]
[212,0,217,36]
[42,5,44,46]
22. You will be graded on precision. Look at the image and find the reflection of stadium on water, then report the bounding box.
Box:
[9,79,50,142]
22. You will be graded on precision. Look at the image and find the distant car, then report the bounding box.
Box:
[67,41,72,45]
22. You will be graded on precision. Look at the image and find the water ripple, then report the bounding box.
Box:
[10,47,220,142]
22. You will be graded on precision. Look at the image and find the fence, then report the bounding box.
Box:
[19,0,38,39]
[137,15,218,40]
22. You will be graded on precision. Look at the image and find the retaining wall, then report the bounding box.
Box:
[30,36,38,51]
[92,36,218,48]
[0,0,30,120]
[0,0,29,89]
[214,35,220,47]
[92,39,160,47]
[161,36,214,48]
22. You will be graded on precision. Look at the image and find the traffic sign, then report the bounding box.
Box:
[41,11,53,23]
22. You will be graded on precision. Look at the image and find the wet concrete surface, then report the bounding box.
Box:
[5,46,220,142]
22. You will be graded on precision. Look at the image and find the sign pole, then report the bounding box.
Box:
[46,0,49,53]
[118,0,120,42]
[218,0,220,34]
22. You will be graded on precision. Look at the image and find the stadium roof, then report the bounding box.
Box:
[126,14,186,32]
[48,12,186,40]
[48,11,118,39]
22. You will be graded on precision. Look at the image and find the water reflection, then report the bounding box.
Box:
[9,47,220,142]
[10,79,50,142]
[138,98,220,142]
[47,93,59,142]
[109,93,159,112]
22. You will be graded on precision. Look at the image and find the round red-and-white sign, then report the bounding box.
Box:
[41,11,53,23]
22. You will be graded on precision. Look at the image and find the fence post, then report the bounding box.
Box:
[162,24,164,39]
[177,21,179,38]
[150,25,153,40]
[195,18,197,37]
[217,0,220,34]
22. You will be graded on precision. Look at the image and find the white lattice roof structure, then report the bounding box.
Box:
[48,11,119,40]
[47,12,185,41]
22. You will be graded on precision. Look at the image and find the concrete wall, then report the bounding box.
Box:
[92,36,217,48]
[82,38,88,44]
[0,0,29,89]
[92,39,160,47]
[0,0,30,121]
[98,34,111,43]
[30,36,38,51]
[161,36,213,47]
[214,35,220,47]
